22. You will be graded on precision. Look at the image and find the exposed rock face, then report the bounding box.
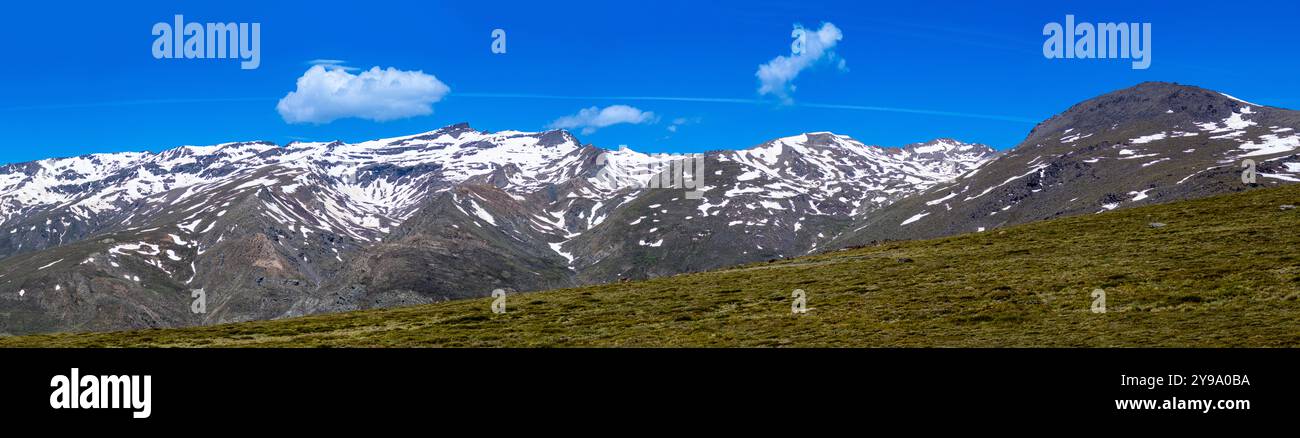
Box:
[32,82,1300,334]
[830,82,1300,246]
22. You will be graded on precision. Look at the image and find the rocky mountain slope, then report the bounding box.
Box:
[9,81,1291,336]
[0,123,992,334]
[563,135,995,282]
[9,182,1299,347]
[831,82,1300,246]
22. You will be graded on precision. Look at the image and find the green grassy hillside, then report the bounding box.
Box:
[4,184,1300,347]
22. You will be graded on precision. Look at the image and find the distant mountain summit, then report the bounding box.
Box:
[830,82,1300,246]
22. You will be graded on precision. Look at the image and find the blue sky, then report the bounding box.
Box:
[1,0,1298,164]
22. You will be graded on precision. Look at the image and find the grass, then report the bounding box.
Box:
[3,184,1300,347]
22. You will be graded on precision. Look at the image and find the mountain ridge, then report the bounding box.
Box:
[7,81,1296,336]
[828,82,1300,247]
[7,181,1298,347]
[0,121,992,334]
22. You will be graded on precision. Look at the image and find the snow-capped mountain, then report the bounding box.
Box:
[556,134,996,283]
[0,124,589,250]
[20,82,1297,336]
[0,123,992,334]
[831,82,1300,247]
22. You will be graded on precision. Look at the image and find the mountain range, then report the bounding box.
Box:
[2,81,1298,335]
[831,82,1300,245]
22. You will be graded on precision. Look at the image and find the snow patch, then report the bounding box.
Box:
[900,212,929,226]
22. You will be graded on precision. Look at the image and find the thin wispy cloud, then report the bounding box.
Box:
[0,97,276,112]
[797,102,1037,123]
[666,117,700,133]
[457,93,759,104]
[547,105,658,134]
[458,93,1036,124]
[276,65,451,124]
[307,59,360,72]
[0,93,1037,125]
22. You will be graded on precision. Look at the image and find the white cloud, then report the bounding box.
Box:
[756,23,846,102]
[276,65,451,124]
[547,105,657,134]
